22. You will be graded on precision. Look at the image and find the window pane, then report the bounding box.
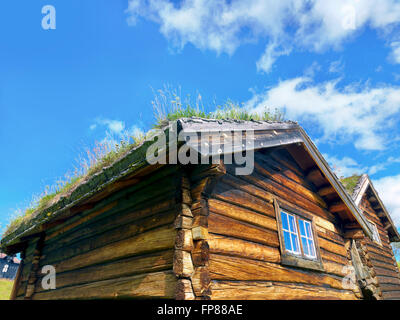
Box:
[281,211,289,230]
[291,234,300,253]
[308,239,316,257]
[283,230,292,251]
[305,221,313,238]
[301,237,309,256]
[298,219,306,236]
[288,214,296,232]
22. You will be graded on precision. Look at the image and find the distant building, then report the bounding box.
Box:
[0,253,20,280]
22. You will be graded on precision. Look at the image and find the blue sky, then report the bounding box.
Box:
[1,0,400,233]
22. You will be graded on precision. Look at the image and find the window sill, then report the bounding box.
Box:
[281,254,324,272]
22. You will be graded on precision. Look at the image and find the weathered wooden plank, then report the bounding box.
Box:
[381,290,400,300]
[44,192,178,253]
[209,254,345,290]
[210,281,356,300]
[225,165,336,223]
[40,210,176,266]
[208,234,280,264]
[44,166,181,240]
[213,176,275,218]
[173,250,194,278]
[208,199,277,232]
[208,212,279,248]
[41,224,176,274]
[175,279,195,300]
[318,237,348,258]
[191,267,211,296]
[254,158,327,209]
[32,271,177,300]
[35,250,174,293]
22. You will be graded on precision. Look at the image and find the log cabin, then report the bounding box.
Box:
[1,118,399,300]
[341,174,400,300]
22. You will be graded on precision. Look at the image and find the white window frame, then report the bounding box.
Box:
[2,264,8,273]
[298,219,317,259]
[280,210,301,255]
[368,220,382,245]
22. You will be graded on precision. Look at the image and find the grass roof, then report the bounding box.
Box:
[340,175,362,197]
[2,88,284,241]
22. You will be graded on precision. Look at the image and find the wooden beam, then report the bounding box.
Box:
[383,221,392,230]
[376,210,385,218]
[318,186,336,197]
[344,229,365,239]
[329,202,347,213]
[306,168,323,182]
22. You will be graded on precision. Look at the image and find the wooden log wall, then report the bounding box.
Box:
[205,148,362,300]
[357,195,400,300]
[14,165,186,300]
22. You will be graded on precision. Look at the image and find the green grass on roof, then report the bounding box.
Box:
[3,87,284,238]
[340,175,361,196]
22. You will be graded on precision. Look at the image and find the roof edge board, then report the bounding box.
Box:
[298,128,373,239]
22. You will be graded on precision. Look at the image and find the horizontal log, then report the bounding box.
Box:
[306,168,324,183]
[382,290,400,300]
[40,210,176,266]
[376,275,400,285]
[34,250,174,293]
[318,186,336,197]
[318,237,348,258]
[254,159,327,209]
[369,258,400,273]
[329,203,347,213]
[208,212,279,248]
[379,283,400,293]
[43,195,177,255]
[344,229,365,239]
[208,234,280,264]
[214,175,275,218]
[208,198,277,232]
[210,280,356,300]
[41,224,176,274]
[45,167,181,241]
[32,271,177,300]
[256,152,314,190]
[224,166,336,223]
[209,254,346,290]
[373,266,400,278]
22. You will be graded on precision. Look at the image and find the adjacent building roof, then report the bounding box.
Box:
[1,118,373,252]
[342,174,400,242]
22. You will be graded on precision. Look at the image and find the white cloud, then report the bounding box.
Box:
[304,61,322,78]
[90,118,144,141]
[323,153,366,178]
[126,0,400,71]
[390,41,400,63]
[91,118,125,135]
[245,77,400,150]
[374,174,400,227]
[329,60,345,74]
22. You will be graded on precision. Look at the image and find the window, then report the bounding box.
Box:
[2,264,8,273]
[274,200,323,271]
[280,210,317,259]
[368,220,381,245]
